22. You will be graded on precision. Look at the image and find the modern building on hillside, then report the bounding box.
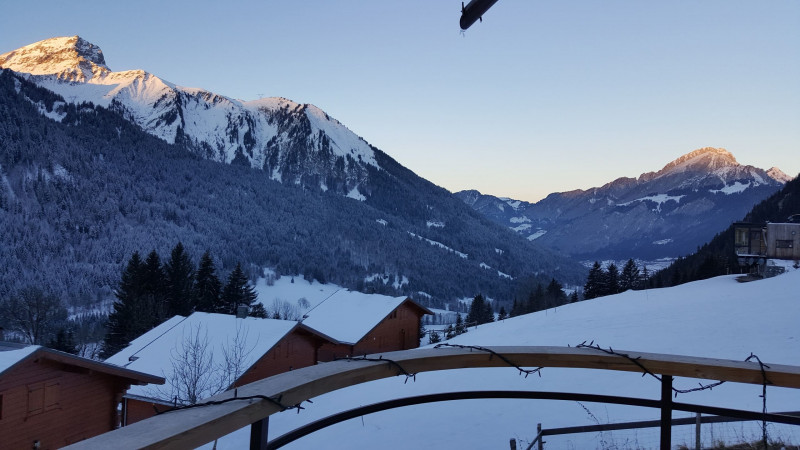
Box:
[301,290,433,361]
[0,342,163,449]
[734,216,800,275]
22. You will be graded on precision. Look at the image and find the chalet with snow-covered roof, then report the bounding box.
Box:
[299,290,433,361]
[104,312,323,425]
[0,342,163,449]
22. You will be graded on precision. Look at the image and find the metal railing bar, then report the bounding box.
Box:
[265,391,800,449]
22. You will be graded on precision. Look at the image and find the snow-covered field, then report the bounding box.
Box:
[200,268,800,449]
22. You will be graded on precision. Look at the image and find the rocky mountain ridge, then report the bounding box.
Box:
[457,147,792,261]
[1,36,377,198]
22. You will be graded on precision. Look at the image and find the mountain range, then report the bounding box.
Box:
[0,36,585,310]
[456,147,792,262]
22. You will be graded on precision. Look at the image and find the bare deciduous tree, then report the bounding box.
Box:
[152,321,258,406]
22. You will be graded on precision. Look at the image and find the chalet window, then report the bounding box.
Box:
[27,380,60,416]
[776,240,794,249]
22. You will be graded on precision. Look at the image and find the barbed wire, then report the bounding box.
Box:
[575,341,728,395]
[434,343,543,378]
[744,352,772,448]
[336,354,417,383]
[574,341,773,446]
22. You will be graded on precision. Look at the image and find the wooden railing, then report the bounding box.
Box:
[63,346,800,450]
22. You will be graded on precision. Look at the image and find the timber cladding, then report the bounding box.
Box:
[766,223,800,260]
[0,357,128,449]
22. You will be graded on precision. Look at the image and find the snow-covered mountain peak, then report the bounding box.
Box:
[767,167,793,184]
[658,147,738,176]
[0,36,109,82]
[2,36,380,196]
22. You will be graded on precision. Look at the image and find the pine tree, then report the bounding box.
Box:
[428,330,441,344]
[606,263,620,295]
[194,251,222,313]
[620,259,640,292]
[497,306,508,321]
[545,278,566,308]
[455,314,466,334]
[48,327,78,354]
[102,252,151,358]
[482,299,494,324]
[570,291,579,303]
[509,298,521,317]
[164,242,195,317]
[444,324,455,340]
[221,262,258,315]
[584,261,604,300]
[141,250,167,324]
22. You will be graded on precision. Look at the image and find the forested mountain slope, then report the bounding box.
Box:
[0,70,584,309]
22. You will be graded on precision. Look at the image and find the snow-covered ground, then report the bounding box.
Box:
[202,269,800,449]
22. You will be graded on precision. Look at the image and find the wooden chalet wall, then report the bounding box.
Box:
[317,301,426,361]
[124,328,321,425]
[235,329,319,386]
[766,223,800,260]
[0,357,129,449]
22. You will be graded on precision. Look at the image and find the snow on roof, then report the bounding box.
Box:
[300,290,410,345]
[0,343,40,375]
[104,312,297,398]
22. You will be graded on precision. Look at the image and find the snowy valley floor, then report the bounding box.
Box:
[204,270,800,449]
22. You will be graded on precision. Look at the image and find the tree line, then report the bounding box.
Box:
[101,243,265,358]
[583,259,647,300]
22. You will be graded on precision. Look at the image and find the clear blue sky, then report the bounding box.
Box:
[2,1,798,202]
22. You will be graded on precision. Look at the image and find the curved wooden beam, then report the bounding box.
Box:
[64,346,800,449]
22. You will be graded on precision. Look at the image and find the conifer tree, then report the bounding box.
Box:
[455,313,466,334]
[428,330,441,344]
[164,242,195,317]
[584,261,604,300]
[509,298,520,317]
[570,291,579,303]
[194,251,222,313]
[142,250,167,324]
[606,263,620,295]
[221,262,258,315]
[497,306,508,321]
[482,299,494,323]
[48,327,78,354]
[103,252,150,358]
[620,259,640,292]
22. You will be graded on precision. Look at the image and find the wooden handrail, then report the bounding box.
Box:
[64,346,800,449]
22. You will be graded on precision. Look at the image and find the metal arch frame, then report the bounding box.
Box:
[266,390,800,449]
[64,346,800,450]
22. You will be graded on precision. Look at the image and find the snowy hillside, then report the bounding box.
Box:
[206,270,800,449]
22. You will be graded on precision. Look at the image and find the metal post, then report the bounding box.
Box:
[250,417,269,450]
[695,413,701,450]
[660,375,673,450]
[537,423,543,450]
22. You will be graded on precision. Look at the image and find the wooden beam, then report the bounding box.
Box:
[63,346,800,450]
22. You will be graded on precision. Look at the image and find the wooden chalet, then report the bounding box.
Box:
[0,342,163,449]
[105,294,431,425]
[104,312,321,425]
[299,290,433,362]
